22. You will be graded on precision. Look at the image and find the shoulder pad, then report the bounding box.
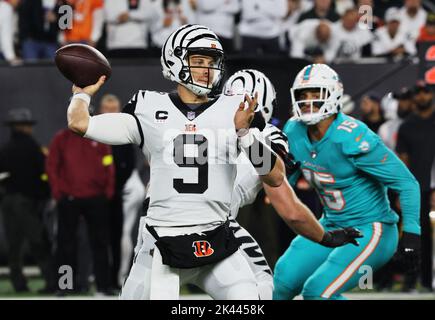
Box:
[122,90,147,115]
[335,116,380,156]
[283,118,301,136]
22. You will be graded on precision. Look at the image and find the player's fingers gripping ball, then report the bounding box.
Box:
[55,43,111,89]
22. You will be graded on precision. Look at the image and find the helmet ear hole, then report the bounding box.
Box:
[179,71,186,80]
[174,47,183,57]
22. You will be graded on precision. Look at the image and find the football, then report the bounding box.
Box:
[55,43,112,88]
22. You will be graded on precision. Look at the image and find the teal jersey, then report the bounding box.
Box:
[283,112,421,235]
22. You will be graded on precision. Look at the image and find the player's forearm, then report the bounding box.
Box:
[67,96,91,136]
[264,180,324,243]
[238,130,284,187]
[260,157,284,187]
[398,177,421,235]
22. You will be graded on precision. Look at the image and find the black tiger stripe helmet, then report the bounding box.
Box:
[161,24,225,96]
[223,69,277,123]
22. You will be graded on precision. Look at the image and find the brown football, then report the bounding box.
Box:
[55,43,111,88]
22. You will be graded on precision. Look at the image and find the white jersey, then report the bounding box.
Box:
[231,124,289,218]
[123,90,243,227]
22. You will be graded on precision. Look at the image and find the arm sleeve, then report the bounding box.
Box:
[129,0,158,21]
[196,0,222,13]
[104,0,125,24]
[259,0,287,19]
[84,113,142,146]
[353,141,421,235]
[222,0,240,14]
[371,31,390,56]
[290,25,306,58]
[0,6,16,60]
[91,8,104,42]
[240,0,263,21]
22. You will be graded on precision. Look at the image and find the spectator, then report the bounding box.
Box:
[46,128,115,295]
[335,0,354,16]
[289,19,340,63]
[418,11,435,42]
[98,94,136,289]
[359,92,385,132]
[396,83,435,292]
[189,0,240,53]
[151,0,195,49]
[61,0,104,47]
[104,0,159,58]
[378,87,414,151]
[372,7,417,58]
[281,0,313,51]
[17,0,59,61]
[333,7,373,61]
[0,108,56,293]
[398,0,427,42]
[238,0,287,55]
[297,0,340,23]
[0,0,21,65]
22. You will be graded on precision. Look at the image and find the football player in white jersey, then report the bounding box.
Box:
[224,69,290,300]
[66,24,362,300]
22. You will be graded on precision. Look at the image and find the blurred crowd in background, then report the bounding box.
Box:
[0,0,434,65]
[0,0,434,297]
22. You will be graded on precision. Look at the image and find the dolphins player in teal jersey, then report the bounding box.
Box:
[273,64,421,300]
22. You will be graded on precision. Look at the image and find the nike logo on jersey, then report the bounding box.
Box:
[355,133,363,142]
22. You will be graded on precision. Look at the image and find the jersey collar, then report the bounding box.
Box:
[169,92,219,121]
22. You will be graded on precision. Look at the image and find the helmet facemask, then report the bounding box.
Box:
[291,85,339,125]
[181,48,225,96]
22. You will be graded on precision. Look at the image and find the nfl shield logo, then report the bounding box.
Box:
[187,111,196,121]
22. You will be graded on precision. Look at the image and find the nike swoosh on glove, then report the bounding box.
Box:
[396,231,420,276]
[320,227,363,248]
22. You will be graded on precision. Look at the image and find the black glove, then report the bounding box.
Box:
[250,110,266,130]
[268,136,301,176]
[320,227,363,248]
[279,150,301,176]
[395,232,420,276]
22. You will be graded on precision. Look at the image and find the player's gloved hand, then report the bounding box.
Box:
[396,232,420,276]
[265,126,301,175]
[320,227,363,248]
[277,149,301,176]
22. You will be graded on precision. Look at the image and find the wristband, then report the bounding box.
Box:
[237,129,255,148]
[73,92,91,105]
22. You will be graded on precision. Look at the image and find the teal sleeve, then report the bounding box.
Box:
[352,142,421,235]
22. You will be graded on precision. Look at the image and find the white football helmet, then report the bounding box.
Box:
[161,24,225,96]
[291,64,343,125]
[223,69,277,123]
